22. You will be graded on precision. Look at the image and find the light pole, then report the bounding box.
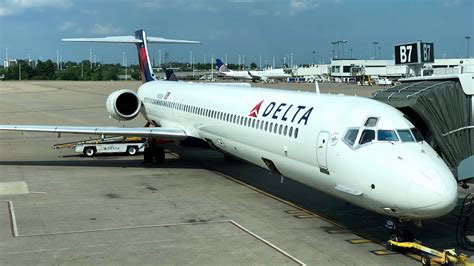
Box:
[158,50,162,67]
[56,50,59,70]
[372,41,379,59]
[341,40,348,59]
[466,36,471,58]
[350,48,353,59]
[89,49,93,69]
[312,50,316,65]
[378,46,381,60]
[189,51,193,69]
[331,42,337,60]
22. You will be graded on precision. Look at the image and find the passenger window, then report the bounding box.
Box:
[359,130,375,145]
[289,127,293,137]
[284,125,288,136]
[377,130,399,142]
[397,129,414,142]
[364,117,378,127]
[294,128,299,138]
[343,129,359,146]
[411,128,423,142]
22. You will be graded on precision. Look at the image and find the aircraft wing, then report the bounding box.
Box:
[0,125,187,140]
[62,36,201,44]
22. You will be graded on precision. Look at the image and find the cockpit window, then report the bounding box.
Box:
[411,128,423,142]
[359,130,375,145]
[377,130,399,142]
[397,129,415,142]
[364,117,378,127]
[343,128,359,146]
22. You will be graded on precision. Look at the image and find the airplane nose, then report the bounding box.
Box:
[407,170,458,218]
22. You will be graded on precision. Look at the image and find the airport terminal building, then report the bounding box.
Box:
[294,58,474,83]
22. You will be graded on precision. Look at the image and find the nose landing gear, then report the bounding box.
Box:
[385,219,415,251]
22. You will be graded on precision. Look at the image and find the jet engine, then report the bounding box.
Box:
[106,89,142,121]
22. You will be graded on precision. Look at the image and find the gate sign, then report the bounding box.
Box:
[394,42,434,65]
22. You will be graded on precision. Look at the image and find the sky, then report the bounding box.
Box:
[0,0,472,66]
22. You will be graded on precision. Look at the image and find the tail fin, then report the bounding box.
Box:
[216,59,229,73]
[134,30,155,82]
[164,69,178,81]
[62,29,200,83]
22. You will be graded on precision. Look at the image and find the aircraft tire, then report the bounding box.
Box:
[144,147,153,165]
[154,147,165,164]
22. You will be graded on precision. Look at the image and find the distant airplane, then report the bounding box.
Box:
[0,30,458,243]
[216,59,291,82]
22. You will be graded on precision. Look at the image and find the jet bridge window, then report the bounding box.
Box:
[377,130,399,142]
[397,129,415,142]
[343,128,359,146]
[359,129,375,145]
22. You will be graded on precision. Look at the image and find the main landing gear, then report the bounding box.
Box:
[144,139,165,166]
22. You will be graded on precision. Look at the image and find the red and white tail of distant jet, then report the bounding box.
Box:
[0,30,458,239]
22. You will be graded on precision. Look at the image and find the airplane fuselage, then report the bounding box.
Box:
[138,80,458,220]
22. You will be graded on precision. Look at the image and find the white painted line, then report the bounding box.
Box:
[29,191,48,194]
[7,201,18,238]
[229,220,306,266]
[5,204,305,265]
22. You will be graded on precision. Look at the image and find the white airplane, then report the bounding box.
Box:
[0,30,458,242]
[216,59,291,82]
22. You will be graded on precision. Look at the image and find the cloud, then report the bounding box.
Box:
[58,21,82,34]
[0,0,73,16]
[289,0,319,15]
[91,24,122,35]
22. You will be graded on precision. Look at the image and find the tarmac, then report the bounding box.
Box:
[0,80,471,265]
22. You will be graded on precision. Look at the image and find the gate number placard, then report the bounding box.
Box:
[395,42,434,65]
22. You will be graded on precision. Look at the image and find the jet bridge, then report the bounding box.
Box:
[372,74,473,180]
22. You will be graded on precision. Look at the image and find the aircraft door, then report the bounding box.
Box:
[317,131,330,171]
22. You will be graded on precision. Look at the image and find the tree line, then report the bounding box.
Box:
[0,60,262,81]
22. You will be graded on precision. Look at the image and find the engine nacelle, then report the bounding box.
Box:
[106,89,142,121]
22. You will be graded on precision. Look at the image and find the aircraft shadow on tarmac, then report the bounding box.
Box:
[1,144,472,254]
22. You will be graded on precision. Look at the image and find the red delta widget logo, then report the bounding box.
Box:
[249,100,313,125]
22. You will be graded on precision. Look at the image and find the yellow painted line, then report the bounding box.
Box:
[210,170,426,264]
[347,239,371,244]
[211,171,330,223]
[294,214,317,219]
[370,250,397,256]
[285,209,307,215]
